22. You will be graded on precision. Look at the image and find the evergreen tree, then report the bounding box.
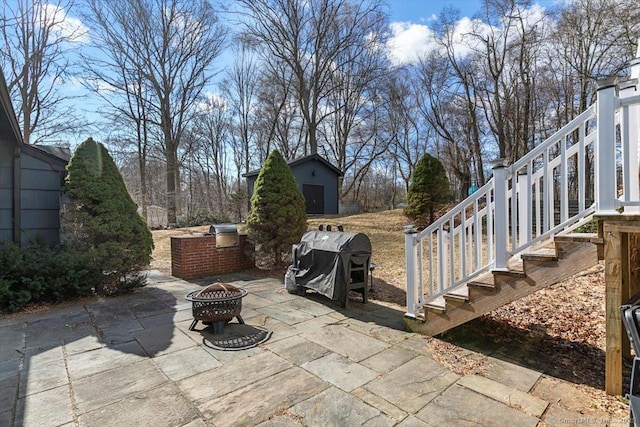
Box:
[404,153,452,226]
[247,150,307,266]
[63,138,154,293]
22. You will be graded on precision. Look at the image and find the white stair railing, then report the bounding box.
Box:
[405,57,640,318]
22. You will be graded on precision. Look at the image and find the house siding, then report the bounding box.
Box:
[0,139,13,242]
[19,151,65,246]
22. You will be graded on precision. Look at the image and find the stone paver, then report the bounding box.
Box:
[303,323,390,361]
[481,356,543,392]
[0,326,24,362]
[133,325,196,357]
[197,367,328,426]
[77,382,197,427]
[457,374,548,417]
[352,387,409,422]
[153,346,222,381]
[364,356,460,413]
[0,271,617,427]
[265,334,330,365]
[73,359,167,414]
[18,358,67,397]
[97,319,144,344]
[302,352,378,392]
[66,340,147,379]
[178,351,291,405]
[360,346,417,374]
[289,386,395,426]
[415,383,540,427]
[0,369,19,413]
[256,301,316,325]
[16,384,74,427]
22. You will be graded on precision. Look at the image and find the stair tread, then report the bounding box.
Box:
[522,248,558,261]
[468,271,495,288]
[445,285,469,301]
[424,296,446,313]
[555,232,597,242]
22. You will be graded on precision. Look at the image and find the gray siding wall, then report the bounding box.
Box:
[19,153,64,246]
[0,140,13,242]
[291,160,339,215]
[246,158,340,215]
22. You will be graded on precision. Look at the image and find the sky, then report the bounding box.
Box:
[3,0,562,146]
[388,0,483,22]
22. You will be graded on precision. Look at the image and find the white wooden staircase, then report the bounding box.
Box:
[413,232,602,336]
[404,49,640,336]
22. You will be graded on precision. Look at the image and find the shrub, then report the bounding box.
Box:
[404,153,452,226]
[62,138,154,293]
[0,240,102,313]
[246,150,307,267]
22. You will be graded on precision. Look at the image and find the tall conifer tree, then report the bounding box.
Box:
[247,150,307,266]
[63,138,153,292]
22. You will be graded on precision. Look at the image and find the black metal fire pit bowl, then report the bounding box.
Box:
[185,283,248,334]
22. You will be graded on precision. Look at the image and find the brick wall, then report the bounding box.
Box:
[170,233,254,280]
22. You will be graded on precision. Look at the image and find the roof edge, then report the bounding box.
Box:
[242,153,343,177]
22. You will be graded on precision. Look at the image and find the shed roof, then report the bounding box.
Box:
[243,153,343,178]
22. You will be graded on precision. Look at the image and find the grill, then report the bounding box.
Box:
[209,224,239,248]
[290,230,371,308]
[185,283,247,333]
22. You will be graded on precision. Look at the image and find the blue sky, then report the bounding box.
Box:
[388,0,483,22]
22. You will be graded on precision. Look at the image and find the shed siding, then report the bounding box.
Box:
[245,155,341,216]
[291,160,339,215]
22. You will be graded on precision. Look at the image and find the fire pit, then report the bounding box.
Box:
[185,283,248,334]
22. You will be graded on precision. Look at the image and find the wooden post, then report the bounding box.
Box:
[604,226,622,395]
[600,217,640,395]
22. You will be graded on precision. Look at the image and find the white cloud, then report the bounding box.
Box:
[385,22,437,66]
[41,3,90,44]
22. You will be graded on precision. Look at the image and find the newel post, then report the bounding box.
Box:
[404,225,419,318]
[492,159,509,271]
[596,77,619,214]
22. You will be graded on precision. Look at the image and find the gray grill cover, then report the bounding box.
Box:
[293,230,371,301]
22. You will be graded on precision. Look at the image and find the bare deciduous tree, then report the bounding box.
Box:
[237,0,386,156]
[83,0,227,226]
[1,0,87,144]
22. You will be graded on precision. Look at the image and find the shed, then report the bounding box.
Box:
[0,68,70,247]
[244,153,343,215]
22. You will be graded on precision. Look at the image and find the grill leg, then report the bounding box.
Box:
[236,314,245,325]
[189,319,198,331]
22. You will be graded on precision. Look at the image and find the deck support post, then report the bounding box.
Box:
[598,216,640,395]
